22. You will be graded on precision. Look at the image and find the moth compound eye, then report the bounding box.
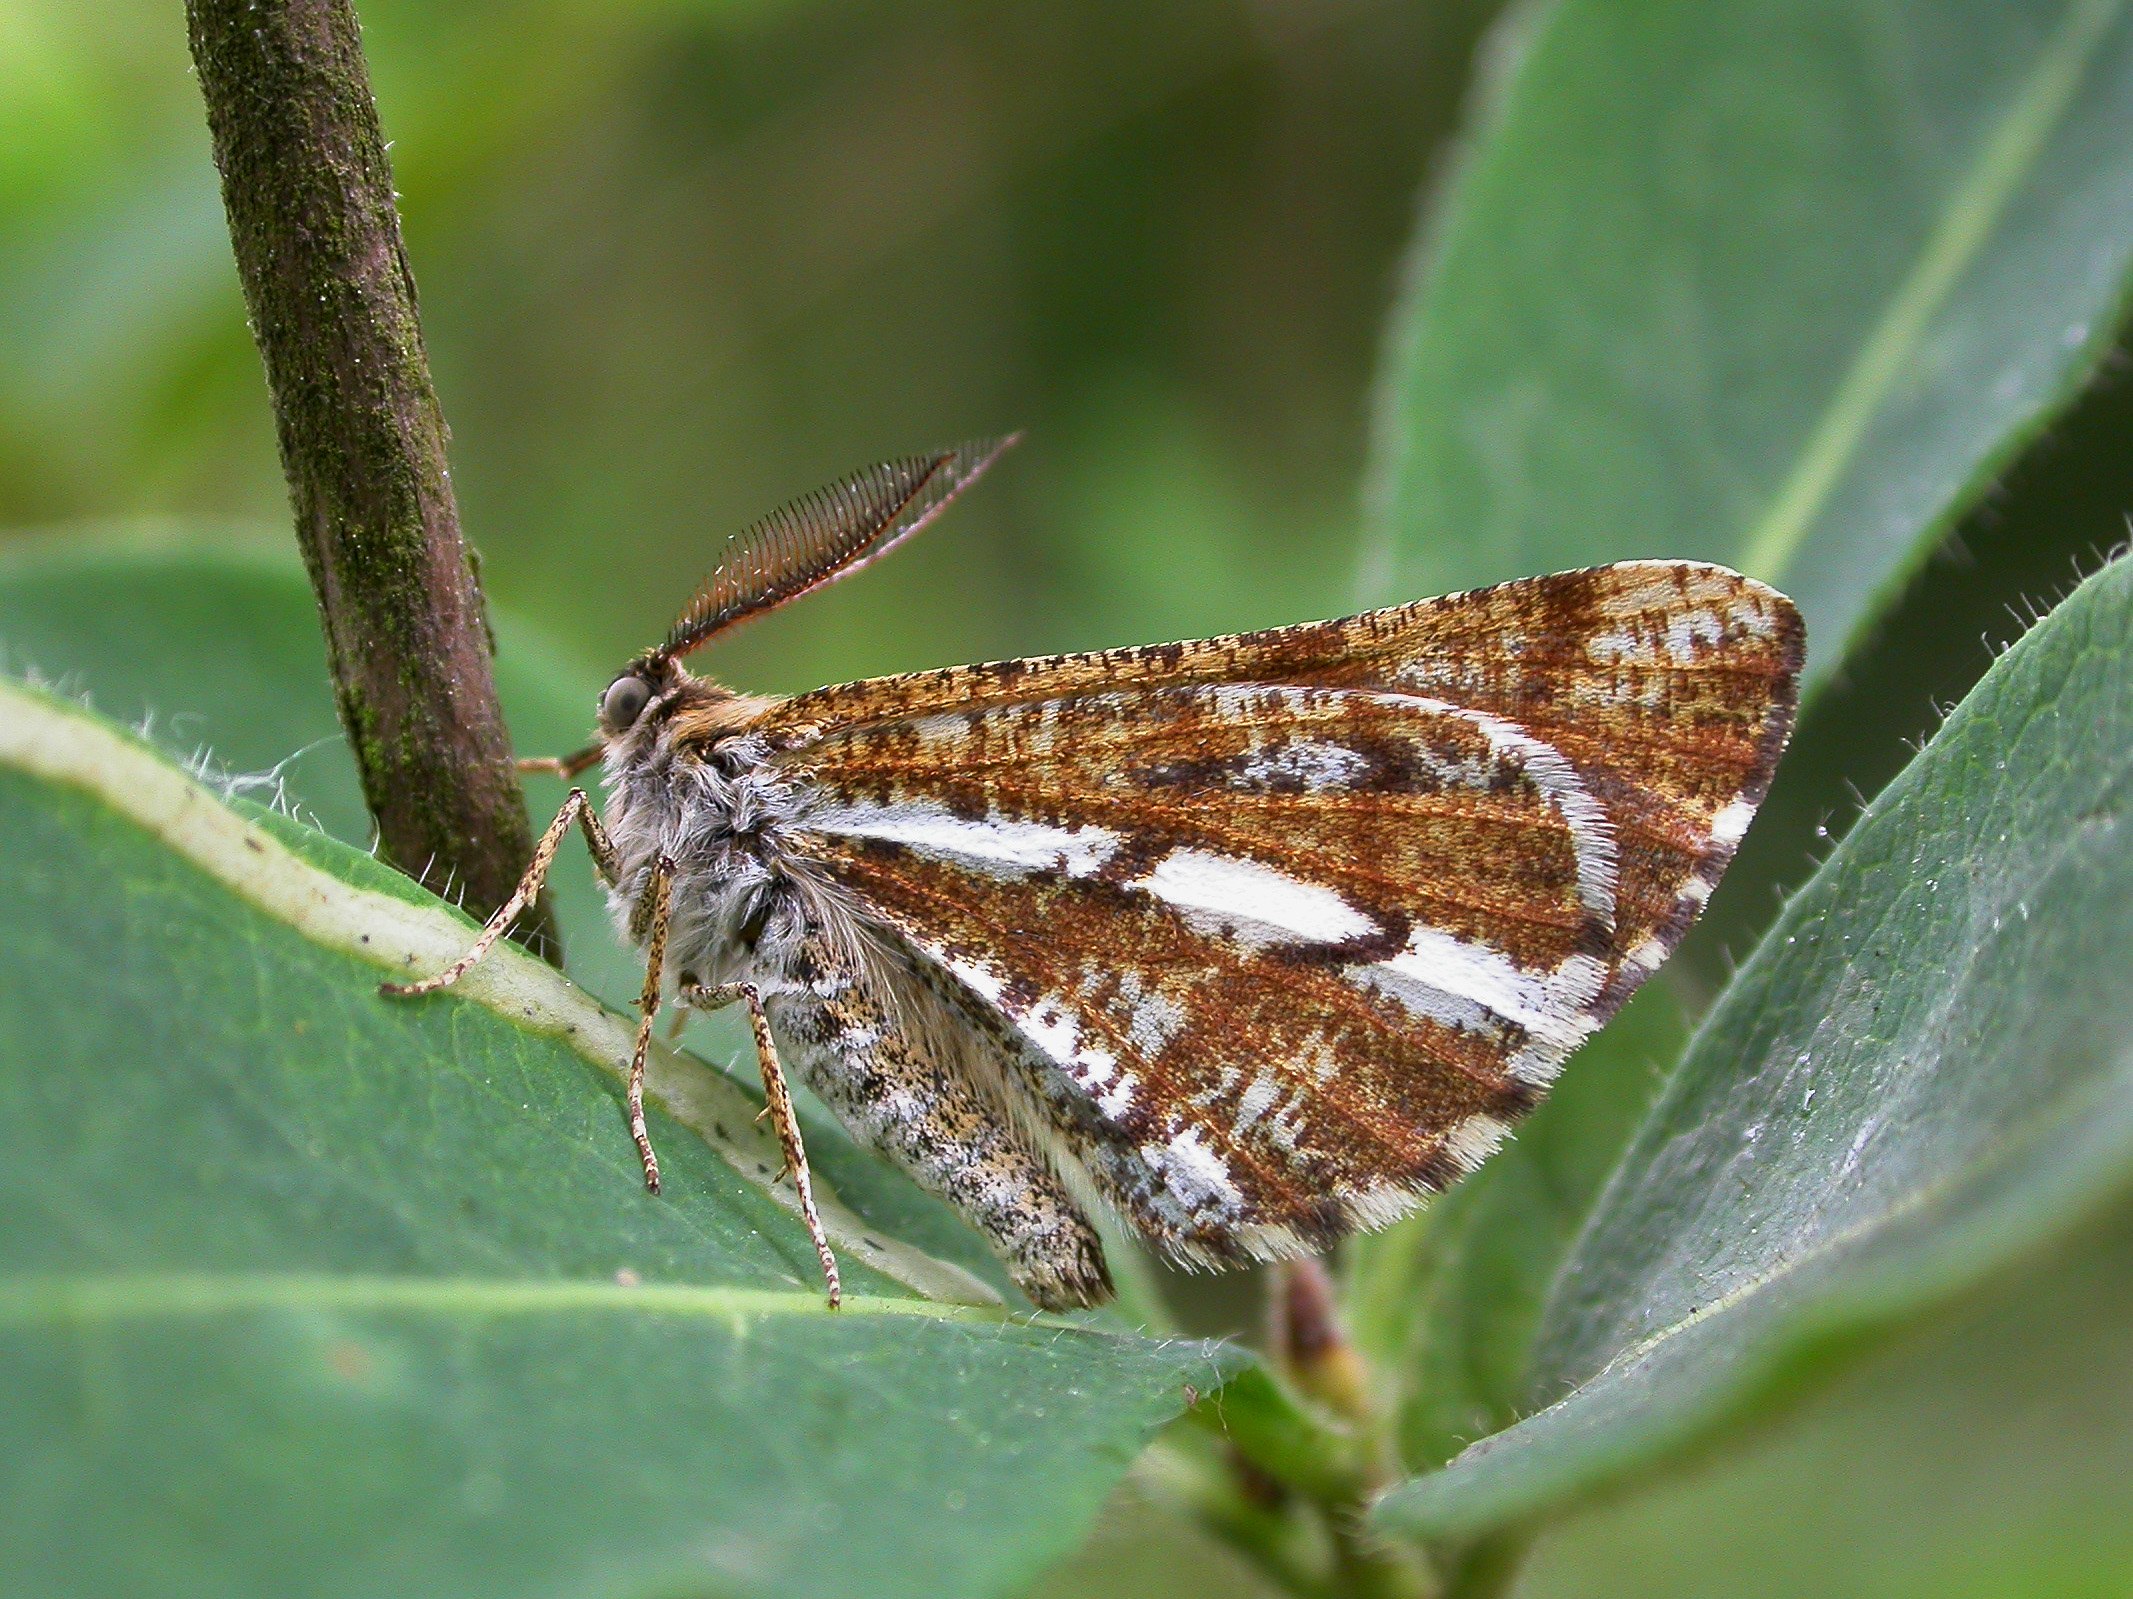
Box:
[600,674,653,734]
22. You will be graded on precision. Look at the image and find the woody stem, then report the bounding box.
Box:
[185,0,555,954]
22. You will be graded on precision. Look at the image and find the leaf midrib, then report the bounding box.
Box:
[0,678,999,1309]
[0,1272,1029,1328]
[1737,0,2124,582]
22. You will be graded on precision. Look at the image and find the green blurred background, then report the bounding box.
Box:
[0,0,1498,692]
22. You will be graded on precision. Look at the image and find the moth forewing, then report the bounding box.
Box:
[383,441,1804,1312]
[760,560,1803,1273]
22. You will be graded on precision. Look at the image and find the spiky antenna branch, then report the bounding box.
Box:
[186,0,555,955]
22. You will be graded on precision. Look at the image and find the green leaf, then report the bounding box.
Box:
[0,536,635,1001]
[1353,0,2133,1511]
[0,536,1021,1295]
[1509,1189,2133,1598]
[0,679,1238,1599]
[1685,356,2133,977]
[1376,550,2133,1539]
[1364,0,2133,691]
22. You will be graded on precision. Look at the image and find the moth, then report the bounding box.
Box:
[384,437,1804,1311]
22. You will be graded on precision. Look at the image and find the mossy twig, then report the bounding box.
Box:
[186,0,553,950]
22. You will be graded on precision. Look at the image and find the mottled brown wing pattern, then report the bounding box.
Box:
[762,562,1802,1264]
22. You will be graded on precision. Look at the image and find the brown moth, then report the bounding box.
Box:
[384,437,1804,1312]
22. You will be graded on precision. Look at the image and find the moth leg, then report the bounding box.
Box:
[675,982,762,1118]
[680,980,842,1310]
[516,742,603,781]
[624,857,676,1196]
[575,798,621,889]
[769,937,1113,1312]
[380,787,610,997]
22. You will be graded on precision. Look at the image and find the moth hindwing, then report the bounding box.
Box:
[388,444,1804,1312]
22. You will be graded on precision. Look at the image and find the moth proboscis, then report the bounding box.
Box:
[383,435,1805,1313]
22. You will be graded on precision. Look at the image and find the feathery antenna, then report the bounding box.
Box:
[663,435,1020,658]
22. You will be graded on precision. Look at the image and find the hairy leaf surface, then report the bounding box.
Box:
[1350,0,2133,1481]
[1378,552,2133,1537]
[0,680,1235,1599]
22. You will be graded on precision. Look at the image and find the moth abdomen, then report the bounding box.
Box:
[766,930,1117,1310]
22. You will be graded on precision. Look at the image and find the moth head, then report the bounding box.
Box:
[594,651,685,745]
[598,668,656,736]
[659,435,1019,659]
[547,439,1017,781]
[593,653,764,766]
